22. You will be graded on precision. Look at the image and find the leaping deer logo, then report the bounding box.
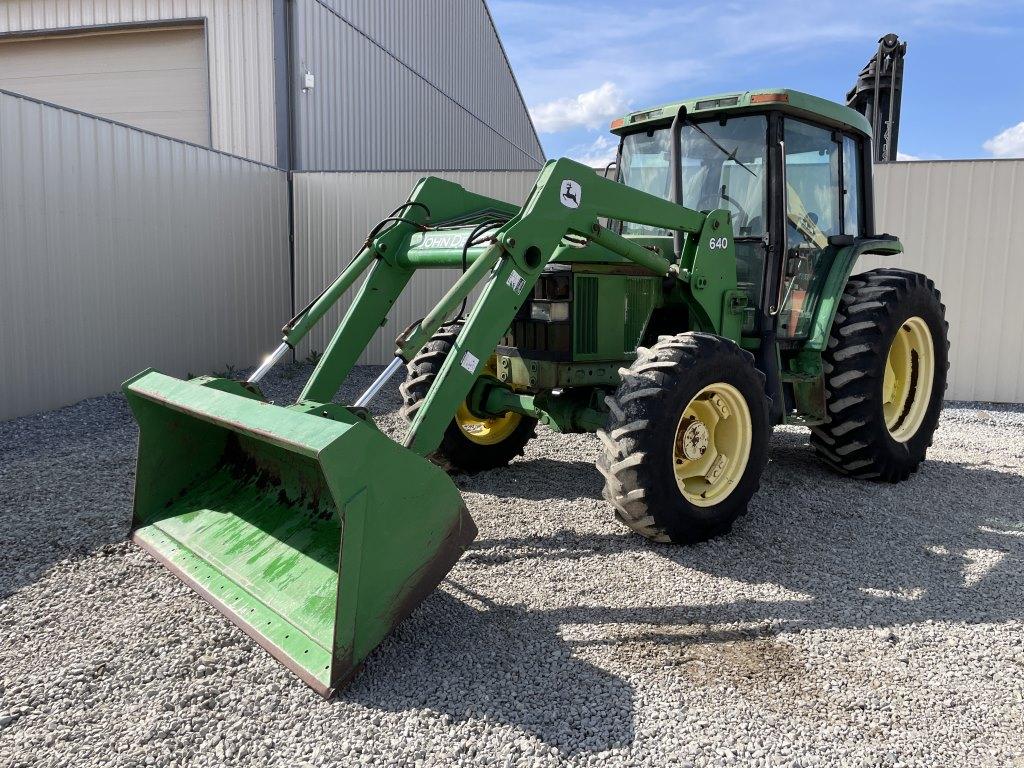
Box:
[560,180,581,208]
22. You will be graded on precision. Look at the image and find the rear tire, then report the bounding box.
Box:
[598,333,770,544]
[810,268,949,481]
[399,323,537,473]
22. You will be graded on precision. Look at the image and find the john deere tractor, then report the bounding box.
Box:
[123,89,948,695]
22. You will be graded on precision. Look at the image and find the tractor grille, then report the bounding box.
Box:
[499,265,573,360]
[574,276,599,355]
[625,277,657,348]
[506,318,571,355]
[499,267,660,363]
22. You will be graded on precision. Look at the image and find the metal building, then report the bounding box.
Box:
[0,0,544,171]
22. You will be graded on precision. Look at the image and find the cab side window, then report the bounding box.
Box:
[784,120,841,245]
[779,119,841,338]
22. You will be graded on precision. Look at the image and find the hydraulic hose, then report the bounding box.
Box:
[455,218,507,320]
[283,201,432,334]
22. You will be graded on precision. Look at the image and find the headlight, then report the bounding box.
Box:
[530,301,570,322]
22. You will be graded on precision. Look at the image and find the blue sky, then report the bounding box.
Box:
[489,0,1024,163]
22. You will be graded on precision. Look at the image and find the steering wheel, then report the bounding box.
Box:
[719,185,751,232]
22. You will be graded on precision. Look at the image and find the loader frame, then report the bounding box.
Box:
[283,158,747,456]
[281,97,903,436]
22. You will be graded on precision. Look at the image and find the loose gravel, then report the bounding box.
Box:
[1,363,1022,767]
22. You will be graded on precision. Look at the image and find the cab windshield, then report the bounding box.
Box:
[618,115,768,237]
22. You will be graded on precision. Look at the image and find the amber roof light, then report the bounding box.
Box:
[750,92,789,104]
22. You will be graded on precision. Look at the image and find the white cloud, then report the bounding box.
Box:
[529,82,628,134]
[565,135,617,168]
[983,121,1024,158]
[896,152,921,161]
[494,0,1013,157]
[495,0,896,110]
[492,3,709,104]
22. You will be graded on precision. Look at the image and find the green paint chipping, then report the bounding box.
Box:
[135,442,342,686]
[134,525,337,688]
[124,371,475,696]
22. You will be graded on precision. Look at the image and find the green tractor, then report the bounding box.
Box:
[122,89,948,695]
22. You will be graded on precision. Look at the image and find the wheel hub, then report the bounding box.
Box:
[453,357,524,446]
[679,419,710,460]
[455,402,522,445]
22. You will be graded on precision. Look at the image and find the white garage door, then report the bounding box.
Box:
[0,25,210,146]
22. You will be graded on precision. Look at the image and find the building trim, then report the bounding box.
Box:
[272,0,292,169]
[0,17,206,41]
[875,157,1024,165]
[199,19,214,149]
[290,169,542,175]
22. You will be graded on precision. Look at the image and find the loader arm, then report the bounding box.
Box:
[391,158,734,456]
[290,177,522,404]
[272,157,735,458]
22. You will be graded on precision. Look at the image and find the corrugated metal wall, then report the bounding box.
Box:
[0,0,278,164]
[291,0,544,171]
[871,160,1024,403]
[291,170,538,361]
[0,89,290,420]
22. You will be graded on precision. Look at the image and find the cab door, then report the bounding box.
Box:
[774,119,865,339]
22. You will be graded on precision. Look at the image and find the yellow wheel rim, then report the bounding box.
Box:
[672,383,752,507]
[882,316,935,442]
[455,402,522,445]
[454,356,522,445]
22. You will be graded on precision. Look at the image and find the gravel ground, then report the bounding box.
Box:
[1,363,1022,768]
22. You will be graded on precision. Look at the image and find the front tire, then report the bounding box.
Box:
[399,323,537,473]
[598,333,770,544]
[810,268,949,481]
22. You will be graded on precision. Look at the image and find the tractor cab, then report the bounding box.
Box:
[611,89,873,341]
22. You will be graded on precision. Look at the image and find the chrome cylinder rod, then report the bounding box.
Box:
[247,341,290,384]
[353,357,405,407]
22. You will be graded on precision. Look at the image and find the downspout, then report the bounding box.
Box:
[273,0,300,359]
[272,0,295,170]
[285,0,300,172]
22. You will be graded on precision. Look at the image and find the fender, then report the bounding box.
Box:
[805,237,903,351]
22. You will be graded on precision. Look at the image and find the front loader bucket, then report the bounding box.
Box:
[122,370,475,697]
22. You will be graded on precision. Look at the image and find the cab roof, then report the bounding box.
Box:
[610,88,872,137]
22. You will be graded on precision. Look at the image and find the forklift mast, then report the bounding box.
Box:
[846,33,907,163]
